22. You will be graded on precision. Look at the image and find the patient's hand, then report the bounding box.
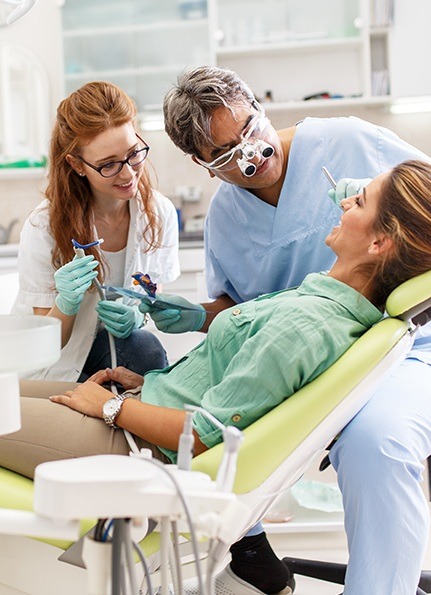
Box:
[88,366,144,390]
[50,381,112,418]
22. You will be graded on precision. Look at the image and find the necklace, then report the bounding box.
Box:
[94,207,129,231]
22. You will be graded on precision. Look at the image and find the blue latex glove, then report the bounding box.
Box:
[54,255,98,316]
[138,293,206,334]
[96,300,145,339]
[328,178,372,207]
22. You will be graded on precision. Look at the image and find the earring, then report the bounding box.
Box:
[78,172,85,177]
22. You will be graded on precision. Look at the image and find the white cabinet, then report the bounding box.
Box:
[61,0,212,112]
[60,0,396,115]
[60,0,431,115]
[214,0,393,111]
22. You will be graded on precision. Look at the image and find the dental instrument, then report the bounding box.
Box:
[104,284,215,314]
[132,272,158,300]
[177,410,195,472]
[71,238,106,303]
[183,405,243,494]
[321,166,337,189]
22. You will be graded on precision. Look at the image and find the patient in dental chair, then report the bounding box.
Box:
[1,160,431,483]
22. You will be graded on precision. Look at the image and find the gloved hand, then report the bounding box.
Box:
[96,300,145,339]
[54,254,98,316]
[138,294,206,334]
[328,178,372,207]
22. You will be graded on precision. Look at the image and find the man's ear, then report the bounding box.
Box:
[369,234,394,256]
[191,155,215,178]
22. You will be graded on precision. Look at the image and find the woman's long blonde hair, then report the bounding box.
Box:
[46,81,162,279]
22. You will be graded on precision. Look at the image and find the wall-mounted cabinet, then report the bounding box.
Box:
[214,0,393,111]
[61,0,212,112]
[62,0,426,116]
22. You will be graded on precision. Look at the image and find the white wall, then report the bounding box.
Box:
[0,0,65,126]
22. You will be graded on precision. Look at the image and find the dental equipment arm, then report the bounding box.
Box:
[71,240,141,453]
[184,405,243,492]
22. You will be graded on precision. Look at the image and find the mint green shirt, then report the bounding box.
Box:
[141,273,382,461]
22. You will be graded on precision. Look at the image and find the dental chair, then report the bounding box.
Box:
[0,269,431,594]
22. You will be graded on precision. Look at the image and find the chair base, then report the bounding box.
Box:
[282,557,431,594]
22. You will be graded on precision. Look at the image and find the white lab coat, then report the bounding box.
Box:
[12,191,180,380]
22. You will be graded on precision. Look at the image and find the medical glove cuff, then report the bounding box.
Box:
[55,293,81,316]
[191,304,206,332]
[133,305,145,330]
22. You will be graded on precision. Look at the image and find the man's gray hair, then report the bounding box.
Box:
[163,66,256,157]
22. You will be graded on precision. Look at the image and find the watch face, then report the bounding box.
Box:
[104,399,119,416]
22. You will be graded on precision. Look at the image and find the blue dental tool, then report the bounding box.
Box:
[71,238,104,258]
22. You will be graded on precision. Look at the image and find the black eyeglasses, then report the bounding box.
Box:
[73,134,150,178]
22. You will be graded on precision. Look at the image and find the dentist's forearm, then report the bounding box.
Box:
[199,294,236,333]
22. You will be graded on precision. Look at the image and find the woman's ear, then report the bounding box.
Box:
[66,154,84,176]
[369,234,394,256]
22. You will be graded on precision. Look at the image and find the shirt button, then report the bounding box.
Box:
[232,308,241,316]
[231,414,241,423]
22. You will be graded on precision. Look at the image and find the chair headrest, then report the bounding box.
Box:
[386,269,431,323]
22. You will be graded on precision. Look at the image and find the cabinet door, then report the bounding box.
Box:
[389,0,431,98]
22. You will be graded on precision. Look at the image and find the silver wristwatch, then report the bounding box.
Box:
[102,395,128,428]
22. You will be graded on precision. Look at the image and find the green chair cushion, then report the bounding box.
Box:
[386,269,431,318]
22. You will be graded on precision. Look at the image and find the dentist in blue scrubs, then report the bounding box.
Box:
[141,66,431,595]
